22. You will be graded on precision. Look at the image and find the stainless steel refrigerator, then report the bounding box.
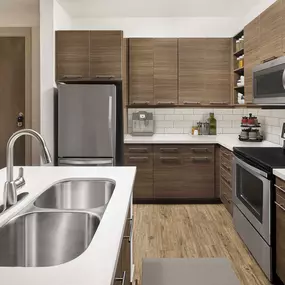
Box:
[56,80,123,166]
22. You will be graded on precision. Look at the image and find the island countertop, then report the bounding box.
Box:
[0,166,136,285]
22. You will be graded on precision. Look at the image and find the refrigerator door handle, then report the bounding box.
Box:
[59,159,113,166]
[108,95,113,158]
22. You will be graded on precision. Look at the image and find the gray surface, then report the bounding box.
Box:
[34,179,115,210]
[233,205,272,281]
[142,258,240,285]
[0,211,100,267]
[58,84,116,158]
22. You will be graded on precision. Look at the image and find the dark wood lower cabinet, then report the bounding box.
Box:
[275,181,285,284]
[114,205,132,285]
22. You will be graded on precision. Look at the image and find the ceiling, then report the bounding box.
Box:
[57,0,263,18]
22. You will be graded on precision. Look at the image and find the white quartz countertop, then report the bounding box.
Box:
[124,134,280,151]
[273,169,285,181]
[0,166,136,285]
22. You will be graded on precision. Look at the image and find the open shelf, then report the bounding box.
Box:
[234,48,244,57]
[234,67,244,75]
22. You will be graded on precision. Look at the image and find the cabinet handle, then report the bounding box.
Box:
[95,75,115,79]
[131,101,150,105]
[160,148,178,153]
[221,175,231,186]
[160,157,180,162]
[275,184,285,195]
[157,101,175,105]
[223,193,231,204]
[262,56,278,63]
[115,271,126,285]
[129,157,148,162]
[191,148,209,153]
[210,102,229,105]
[221,163,231,171]
[129,148,148,153]
[275,201,285,212]
[62,75,83,79]
[191,157,209,162]
[183,101,201,105]
[123,216,133,243]
[222,152,231,159]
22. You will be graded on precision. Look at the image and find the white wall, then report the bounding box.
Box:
[70,17,241,37]
[40,0,55,164]
[54,1,72,30]
[244,0,277,26]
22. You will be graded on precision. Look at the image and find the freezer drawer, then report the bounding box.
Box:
[58,158,113,166]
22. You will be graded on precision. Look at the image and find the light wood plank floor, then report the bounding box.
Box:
[133,204,270,285]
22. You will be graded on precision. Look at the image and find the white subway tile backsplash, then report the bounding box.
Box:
[127,108,285,145]
[156,121,174,128]
[165,128,184,134]
[154,108,174,114]
[164,114,183,121]
[174,108,194,114]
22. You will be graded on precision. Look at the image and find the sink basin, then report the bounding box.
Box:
[34,179,115,210]
[0,211,100,267]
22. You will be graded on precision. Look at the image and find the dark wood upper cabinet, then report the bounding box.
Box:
[259,0,283,62]
[205,39,231,105]
[129,38,154,105]
[178,38,207,105]
[244,16,260,103]
[178,38,230,105]
[56,31,90,80]
[154,39,178,105]
[90,31,123,79]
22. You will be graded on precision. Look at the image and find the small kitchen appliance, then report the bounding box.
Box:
[132,111,154,136]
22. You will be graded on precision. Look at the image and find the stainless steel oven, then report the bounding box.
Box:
[253,56,285,105]
[232,155,272,281]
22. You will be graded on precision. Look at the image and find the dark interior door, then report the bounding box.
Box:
[0,37,25,168]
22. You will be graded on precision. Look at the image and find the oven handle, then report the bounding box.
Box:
[282,69,285,90]
[233,156,268,178]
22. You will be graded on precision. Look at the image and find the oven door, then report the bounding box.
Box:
[253,56,285,105]
[232,156,271,244]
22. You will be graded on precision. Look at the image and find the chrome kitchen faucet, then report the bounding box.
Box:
[2,129,52,212]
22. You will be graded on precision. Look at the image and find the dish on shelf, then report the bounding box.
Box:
[239,135,264,142]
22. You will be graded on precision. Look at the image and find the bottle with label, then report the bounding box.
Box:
[208,113,217,135]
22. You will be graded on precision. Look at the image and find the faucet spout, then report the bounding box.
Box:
[3,129,52,210]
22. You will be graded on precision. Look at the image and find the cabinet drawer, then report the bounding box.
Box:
[125,145,153,154]
[220,147,233,161]
[186,145,214,157]
[275,177,285,201]
[276,193,285,284]
[221,154,232,175]
[220,167,232,190]
[154,155,183,169]
[154,145,184,154]
[220,180,233,215]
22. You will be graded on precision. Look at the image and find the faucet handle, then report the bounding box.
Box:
[15,167,25,189]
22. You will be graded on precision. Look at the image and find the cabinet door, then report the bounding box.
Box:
[205,39,231,105]
[276,193,285,283]
[259,0,283,62]
[124,145,154,200]
[90,31,123,79]
[56,31,90,80]
[122,207,131,285]
[178,39,207,105]
[244,17,260,103]
[129,39,154,105]
[154,39,178,105]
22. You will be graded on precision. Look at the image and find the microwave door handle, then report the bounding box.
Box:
[234,156,268,178]
[108,95,113,159]
[282,69,285,90]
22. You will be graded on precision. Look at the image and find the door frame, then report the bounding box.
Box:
[0,28,32,165]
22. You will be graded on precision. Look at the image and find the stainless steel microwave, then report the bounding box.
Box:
[253,56,285,105]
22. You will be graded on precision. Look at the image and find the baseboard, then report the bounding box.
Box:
[133,198,222,204]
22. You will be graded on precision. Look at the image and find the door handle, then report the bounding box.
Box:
[157,101,175,105]
[123,216,133,243]
[115,271,126,285]
[183,101,201,105]
[221,163,231,171]
[160,148,178,153]
[262,56,278,63]
[221,175,231,186]
[275,201,285,212]
[191,157,209,162]
[275,184,285,194]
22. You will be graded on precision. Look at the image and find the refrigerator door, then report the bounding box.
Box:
[58,84,116,158]
[58,158,113,166]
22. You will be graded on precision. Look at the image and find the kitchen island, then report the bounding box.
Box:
[0,166,136,285]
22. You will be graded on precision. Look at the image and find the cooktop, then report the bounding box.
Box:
[234,147,285,171]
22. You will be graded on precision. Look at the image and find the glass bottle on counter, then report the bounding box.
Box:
[208,113,217,135]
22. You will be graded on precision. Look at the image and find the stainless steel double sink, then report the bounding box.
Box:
[0,179,115,267]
